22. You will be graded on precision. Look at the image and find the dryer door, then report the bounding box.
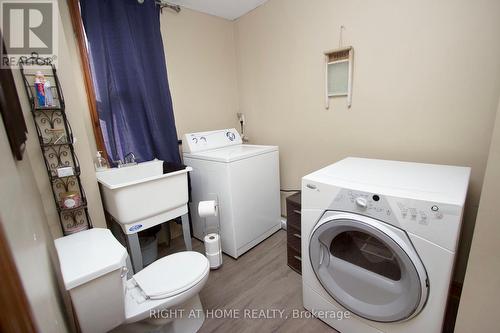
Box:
[309,212,428,322]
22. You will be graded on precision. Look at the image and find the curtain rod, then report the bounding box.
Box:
[156,1,181,13]
[137,0,181,13]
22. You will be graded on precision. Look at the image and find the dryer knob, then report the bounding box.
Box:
[355,197,368,209]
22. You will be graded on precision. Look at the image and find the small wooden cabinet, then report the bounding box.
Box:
[286,192,302,274]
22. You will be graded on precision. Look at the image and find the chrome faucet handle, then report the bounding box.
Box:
[124,152,136,164]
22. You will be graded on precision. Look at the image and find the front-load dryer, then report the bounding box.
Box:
[301,157,470,333]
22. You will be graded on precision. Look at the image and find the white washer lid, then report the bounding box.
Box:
[55,228,128,290]
[133,251,209,299]
[183,144,278,163]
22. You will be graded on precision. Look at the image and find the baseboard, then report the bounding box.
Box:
[281,216,287,230]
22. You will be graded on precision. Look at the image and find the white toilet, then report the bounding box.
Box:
[55,228,210,333]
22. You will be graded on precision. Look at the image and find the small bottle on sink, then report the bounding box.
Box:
[95,151,109,171]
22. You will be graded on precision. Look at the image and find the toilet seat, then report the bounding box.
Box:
[133,251,210,300]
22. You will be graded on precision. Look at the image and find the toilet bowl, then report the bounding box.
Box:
[55,228,209,333]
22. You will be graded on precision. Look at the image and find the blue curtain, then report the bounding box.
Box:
[80,0,180,164]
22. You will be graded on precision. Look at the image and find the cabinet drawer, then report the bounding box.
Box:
[286,200,301,214]
[287,225,302,253]
[286,192,301,231]
[287,245,302,274]
[286,207,301,230]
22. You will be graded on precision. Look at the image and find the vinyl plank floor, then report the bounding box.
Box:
[160,230,335,333]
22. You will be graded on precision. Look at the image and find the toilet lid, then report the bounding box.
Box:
[133,251,209,300]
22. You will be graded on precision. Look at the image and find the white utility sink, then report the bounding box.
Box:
[96,159,191,235]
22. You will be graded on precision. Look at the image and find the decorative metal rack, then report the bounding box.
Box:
[19,54,92,235]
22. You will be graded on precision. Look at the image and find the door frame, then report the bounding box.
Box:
[0,220,37,332]
[67,0,108,160]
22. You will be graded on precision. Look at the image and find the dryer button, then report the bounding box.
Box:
[355,197,368,209]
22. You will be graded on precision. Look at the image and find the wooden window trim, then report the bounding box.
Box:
[67,0,109,161]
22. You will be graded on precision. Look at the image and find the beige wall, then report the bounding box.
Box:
[455,98,500,332]
[158,8,240,239]
[13,0,107,238]
[234,0,500,281]
[160,8,240,137]
[0,118,68,332]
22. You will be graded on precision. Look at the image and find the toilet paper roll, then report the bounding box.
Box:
[198,200,218,218]
[204,233,221,254]
[206,251,222,269]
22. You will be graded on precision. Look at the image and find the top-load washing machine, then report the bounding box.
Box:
[182,128,281,258]
[301,157,470,333]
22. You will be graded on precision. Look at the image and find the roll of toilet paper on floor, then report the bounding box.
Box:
[204,233,221,254]
[206,251,223,269]
[198,200,218,217]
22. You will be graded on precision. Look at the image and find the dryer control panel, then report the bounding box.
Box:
[396,202,444,225]
[182,128,242,153]
[327,187,463,251]
[331,189,399,226]
[392,198,463,251]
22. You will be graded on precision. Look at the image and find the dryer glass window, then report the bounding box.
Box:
[309,215,428,322]
[330,231,401,281]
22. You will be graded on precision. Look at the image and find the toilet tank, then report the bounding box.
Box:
[55,228,128,333]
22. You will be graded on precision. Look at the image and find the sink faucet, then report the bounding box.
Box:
[114,152,138,168]
[124,152,137,164]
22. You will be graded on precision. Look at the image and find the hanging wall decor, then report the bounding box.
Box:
[325,26,353,110]
[325,46,353,109]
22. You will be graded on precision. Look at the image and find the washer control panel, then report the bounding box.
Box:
[182,128,242,153]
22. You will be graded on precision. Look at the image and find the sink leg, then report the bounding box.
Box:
[126,233,143,273]
[181,213,192,251]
